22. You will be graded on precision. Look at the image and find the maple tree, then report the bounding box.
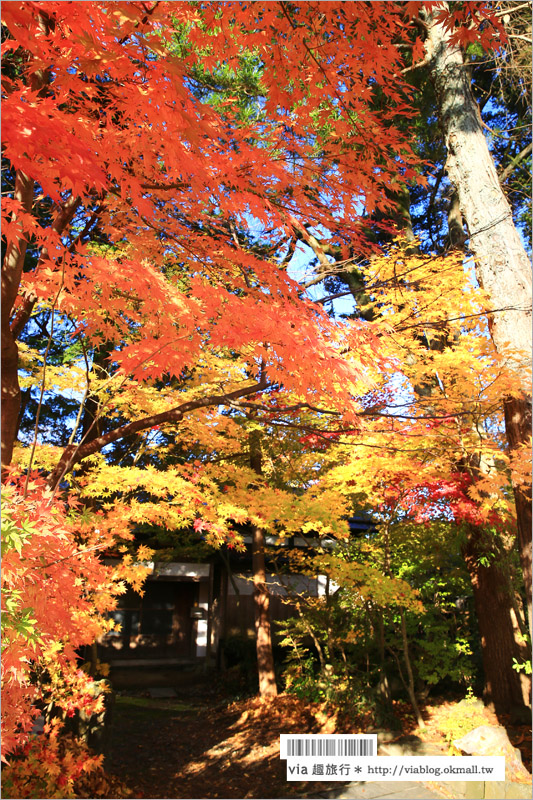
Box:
[308,242,531,714]
[84,243,530,715]
[2,0,425,480]
[1,5,531,787]
[1,469,151,780]
[1,0,423,712]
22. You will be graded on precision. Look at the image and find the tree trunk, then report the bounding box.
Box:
[249,430,277,698]
[252,525,278,698]
[504,395,532,634]
[1,13,64,476]
[424,4,532,385]
[400,611,426,729]
[375,609,392,706]
[2,190,80,477]
[1,171,35,475]
[424,2,532,632]
[462,526,530,714]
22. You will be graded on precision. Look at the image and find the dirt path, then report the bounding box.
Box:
[107,690,347,799]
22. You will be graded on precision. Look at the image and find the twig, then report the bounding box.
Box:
[494,3,531,17]
[23,263,66,498]
[499,142,532,184]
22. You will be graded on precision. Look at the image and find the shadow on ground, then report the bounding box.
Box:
[101,669,531,800]
[107,680,345,799]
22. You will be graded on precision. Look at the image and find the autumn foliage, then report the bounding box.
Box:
[2,0,421,467]
[1,0,531,794]
[1,471,151,773]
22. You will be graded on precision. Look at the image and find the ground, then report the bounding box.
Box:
[101,691,342,799]
[74,673,532,800]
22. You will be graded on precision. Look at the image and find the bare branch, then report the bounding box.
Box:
[495,2,532,17]
[401,53,432,75]
[499,142,532,185]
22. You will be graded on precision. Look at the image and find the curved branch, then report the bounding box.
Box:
[46,373,269,490]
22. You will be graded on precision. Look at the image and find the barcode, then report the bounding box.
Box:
[286,738,374,757]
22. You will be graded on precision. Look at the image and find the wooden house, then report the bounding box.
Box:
[97,516,375,669]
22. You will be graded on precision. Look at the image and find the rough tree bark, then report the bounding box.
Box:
[463,525,530,715]
[424,3,533,633]
[249,429,278,698]
[503,394,533,632]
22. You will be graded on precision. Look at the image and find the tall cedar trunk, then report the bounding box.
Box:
[424,4,532,383]
[504,395,533,634]
[462,526,530,713]
[249,430,277,698]
[424,3,533,632]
